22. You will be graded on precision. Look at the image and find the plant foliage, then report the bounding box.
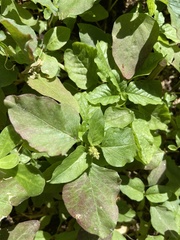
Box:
[0,0,180,239]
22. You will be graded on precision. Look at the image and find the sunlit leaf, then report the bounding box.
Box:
[0,220,40,240]
[112,13,159,79]
[120,176,144,201]
[63,164,120,238]
[78,23,110,47]
[146,185,172,203]
[4,94,80,156]
[80,4,108,22]
[101,127,136,167]
[31,0,58,16]
[88,109,104,146]
[0,164,45,220]
[0,125,20,159]
[150,206,178,235]
[57,0,96,20]
[49,146,88,184]
[0,16,37,63]
[126,80,162,106]
[40,53,59,78]
[87,84,120,106]
[0,153,19,169]
[64,42,98,89]
[104,107,134,130]
[1,0,37,26]
[44,26,71,51]
[27,75,79,112]
[132,119,156,164]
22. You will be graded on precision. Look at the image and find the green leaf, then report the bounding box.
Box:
[6,164,45,196]
[49,146,88,184]
[146,185,172,203]
[88,109,104,146]
[168,0,180,40]
[137,104,171,131]
[112,230,126,240]
[78,24,110,47]
[75,92,99,123]
[95,41,121,93]
[120,176,144,201]
[0,56,18,87]
[34,231,51,240]
[0,220,40,240]
[62,164,120,238]
[0,125,20,159]
[112,13,159,79]
[132,119,156,164]
[0,16,37,63]
[147,0,157,16]
[4,94,80,156]
[64,42,98,89]
[1,0,37,26]
[118,200,136,222]
[0,164,45,220]
[27,75,79,112]
[0,153,19,169]
[150,206,178,235]
[147,160,166,186]
[87,84,120,106]
[80,4,108,22]
[162,200,180,228]
[40,53,59,78]
[31,0,58,16]
[126,80,162,106]
[104,107,134,130]
[57,0,96,20]
[154,42,180,72]
[0,177,27,220]
[44,26,71,51]
[134,52,163,77]
[162,23,180,43]
[101,127,136,167]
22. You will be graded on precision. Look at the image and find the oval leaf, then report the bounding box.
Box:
[0,153,19,169]
[101,127,136,167]
[120,176,144,202]
[87,84,120,106]
[44,26,71,51]
[57,0,96,20]
[150,206,178,235]
[146,185,171,203]
[5,220,40,240]
[4,94,80,156]
[62,164,120,238]
[64,42,98,89]
[50,146,88,184]
[112,13,159,79]
[27,75,79,112]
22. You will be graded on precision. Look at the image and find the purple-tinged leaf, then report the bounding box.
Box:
[112,13,159,79]
[62,164,120,238]
[0,220,40,240]
[4,94,80,156]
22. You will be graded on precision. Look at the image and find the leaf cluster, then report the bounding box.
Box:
[0,0,180,239]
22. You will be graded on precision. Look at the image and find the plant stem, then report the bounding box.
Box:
[147,58,167,80]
